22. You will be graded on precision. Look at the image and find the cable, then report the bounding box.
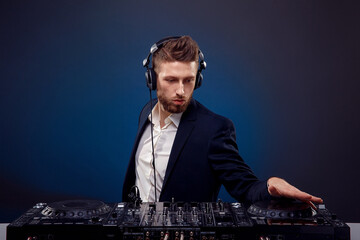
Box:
[149,89,157,202]
[128,185,142,206]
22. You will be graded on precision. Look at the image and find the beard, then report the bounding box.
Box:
[157,92,193,114]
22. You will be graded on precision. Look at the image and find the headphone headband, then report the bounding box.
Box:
[143,36,182,68]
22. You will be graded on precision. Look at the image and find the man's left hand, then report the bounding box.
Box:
[267,177,323,204]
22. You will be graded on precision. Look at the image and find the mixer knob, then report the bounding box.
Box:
[218,201,224,211]
[27,237,38,240]
[148,207,155,216]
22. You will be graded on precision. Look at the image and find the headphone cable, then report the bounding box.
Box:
[149,89,157,202]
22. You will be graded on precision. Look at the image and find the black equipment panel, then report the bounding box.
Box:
[6,199,350,240]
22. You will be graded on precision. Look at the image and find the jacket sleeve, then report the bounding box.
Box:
[208,118,272,203]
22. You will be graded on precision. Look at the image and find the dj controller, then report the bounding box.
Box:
[6,199,350,240]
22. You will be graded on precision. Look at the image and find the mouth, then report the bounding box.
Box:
[173,99,185,105]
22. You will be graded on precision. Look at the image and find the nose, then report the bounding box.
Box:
[176,82,185,95]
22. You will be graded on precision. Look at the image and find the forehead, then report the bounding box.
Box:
[157,61,198,77]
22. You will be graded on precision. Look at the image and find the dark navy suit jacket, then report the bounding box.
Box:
[122,98,271,203]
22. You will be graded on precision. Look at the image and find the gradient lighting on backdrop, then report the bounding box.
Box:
[1,0,359,222]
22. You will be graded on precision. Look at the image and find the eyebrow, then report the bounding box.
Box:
[163,75,196,79]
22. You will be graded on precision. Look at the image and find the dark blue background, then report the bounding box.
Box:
[1,0,359,222]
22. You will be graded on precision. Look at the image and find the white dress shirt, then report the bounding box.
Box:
[135,103,183,202]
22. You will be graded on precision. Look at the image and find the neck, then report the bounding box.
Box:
[158,103,171,128]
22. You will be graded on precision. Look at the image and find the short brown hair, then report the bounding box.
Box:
[153,36,199,74]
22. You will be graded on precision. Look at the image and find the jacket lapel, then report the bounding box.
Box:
[161,99,197,193]
[125,101,153,187]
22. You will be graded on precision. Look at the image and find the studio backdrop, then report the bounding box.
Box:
[1,0,359,222]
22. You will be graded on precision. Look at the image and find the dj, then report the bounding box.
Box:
[122,36,323,206]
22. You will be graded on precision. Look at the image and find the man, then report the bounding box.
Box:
[122,36,322,206]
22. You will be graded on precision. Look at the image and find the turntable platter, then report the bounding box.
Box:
[41,199,112,219]
[248,199,314,219]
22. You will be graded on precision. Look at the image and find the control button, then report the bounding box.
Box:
[318,204,326,210]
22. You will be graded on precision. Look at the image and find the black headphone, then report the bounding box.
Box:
[143,36,207,91]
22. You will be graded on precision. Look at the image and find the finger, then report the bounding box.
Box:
[290,189,323,203]
[285,190,323,204]
[307,201,318,211]
[267,185,283,197]
[291,190,313,201]
[309,196,323,204]
[275,186,313,201]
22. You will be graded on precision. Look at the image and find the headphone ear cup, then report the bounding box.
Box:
[150,68,157,90]
[145,68,157,90]
[195,71,203,89]
[145,70,151,89]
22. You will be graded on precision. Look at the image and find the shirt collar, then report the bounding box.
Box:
[148,103,183,128]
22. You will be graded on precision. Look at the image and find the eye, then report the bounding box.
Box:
[165,78,175,83]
